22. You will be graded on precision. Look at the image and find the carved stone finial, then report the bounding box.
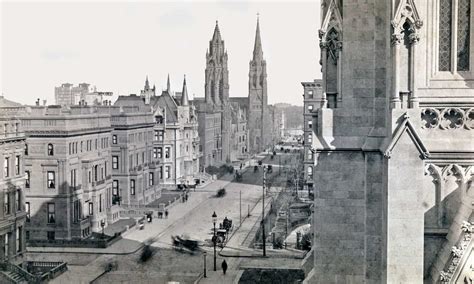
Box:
[391,33,403,45]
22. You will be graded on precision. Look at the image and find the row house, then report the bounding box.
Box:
[22,105,115,241]
[0,96,27,261]
[150,76,200,188]
[301,79,323,198]
[109,96,160,206]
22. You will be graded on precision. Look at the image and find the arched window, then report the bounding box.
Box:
[439,0,471,71]
[47,144,54,156]
[94,165,98,182]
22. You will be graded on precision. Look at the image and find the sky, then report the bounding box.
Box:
[1,0,321,106]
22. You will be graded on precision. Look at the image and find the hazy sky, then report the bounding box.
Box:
[1,1,321,106]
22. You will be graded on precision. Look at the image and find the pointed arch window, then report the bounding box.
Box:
[438,0,471,72]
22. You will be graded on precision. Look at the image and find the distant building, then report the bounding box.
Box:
[140,76,156,105]
[0,95,27,261]
[301,79,323,198]
[247,17,272,154]
[21,105,116,241]
[194,21,232,168]
[110,95,160,206]
[55,83,113,106]
[150,76,201,188]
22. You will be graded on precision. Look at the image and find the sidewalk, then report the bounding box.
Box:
[28,177,233,255]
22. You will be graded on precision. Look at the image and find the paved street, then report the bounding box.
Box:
[49,153,302,283]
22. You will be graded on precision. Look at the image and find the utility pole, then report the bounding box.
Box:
[240,190,242,226]
[262,166,266,257]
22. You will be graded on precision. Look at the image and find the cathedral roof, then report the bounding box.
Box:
[181,75,189,106]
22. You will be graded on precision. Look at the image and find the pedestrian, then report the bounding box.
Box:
[240,163,242,170]
[221,259,228,275]
[165,210,169,219]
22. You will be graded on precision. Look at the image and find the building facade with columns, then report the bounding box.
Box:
[305,0,474,283]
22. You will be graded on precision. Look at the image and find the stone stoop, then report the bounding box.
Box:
[1,270,28,284]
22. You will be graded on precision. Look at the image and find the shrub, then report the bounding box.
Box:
[216,188,226,197]
[273,236,284,249]
[139,245,155,263]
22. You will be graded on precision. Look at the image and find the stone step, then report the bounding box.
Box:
[3,271,28,284]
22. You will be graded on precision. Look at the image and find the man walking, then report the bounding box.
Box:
[221,259,228,275]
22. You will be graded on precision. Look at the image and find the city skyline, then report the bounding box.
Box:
[1,1,321,106]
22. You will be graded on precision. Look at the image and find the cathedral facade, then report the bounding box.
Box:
[305,0,473,282]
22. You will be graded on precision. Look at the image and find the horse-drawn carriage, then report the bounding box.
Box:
[172,235,199,254]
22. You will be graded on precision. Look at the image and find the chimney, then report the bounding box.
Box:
[36,98,40,106]
[42,99,47,106]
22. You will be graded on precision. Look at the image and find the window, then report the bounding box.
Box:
[327,94,337,109]
[5,233,9,257]
[47,231,55,241]
[159,166,163,179]
[99,194,103,213]
[165,166,171,179]
[4,157,9,178]
[153,148,158,159]
[308,120,312,130]
[130,179,136,195]
[112,135,117,144]
[149,172,154,186]
[308,90,314,99]
[154,130,159,141]
[47,143,54,156]
[307,166,313,179]
[307,134,312,144]
[165,147,170,158]
[15,156,20,175]
[112,180,119,196]
[25,202,30,222]
[25,171,30,188]
[73,200,80,223]
[112,156,119,169]
[80,141,83,152]
[25,144,28,156]
[308,149,314,160]
[439,0,471,71]
[158,147,163,158]
[158,131,164,141]
[4,193,10,215]
[47,171,55,188]
[16,227,21,252]
[70,169,77,188]
[47,203,55,223]
[94,165,99,181]
[308,105,313,112]
[16,189,21,212]
[89,202,93,215]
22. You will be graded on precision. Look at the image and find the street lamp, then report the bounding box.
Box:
[260,164,267,257]
[212,211,217,271]
[203,251,207,278]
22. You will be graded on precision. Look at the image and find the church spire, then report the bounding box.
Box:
[253,15,263,61]
[181,75,189,106]
[167,74,171,93]
[212,20,222,42]
[145,75,150,90]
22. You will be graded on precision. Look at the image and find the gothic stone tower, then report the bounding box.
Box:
[248,17,269,153]
[205,21,232,163]
[308,0,473,283]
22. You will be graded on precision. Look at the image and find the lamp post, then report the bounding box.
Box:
[212,211,217,271]
[203,251,207,278]
[261,165,267,257]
